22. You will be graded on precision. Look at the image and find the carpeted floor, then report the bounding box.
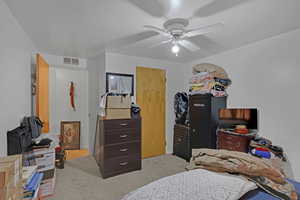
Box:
[49,155,187,200]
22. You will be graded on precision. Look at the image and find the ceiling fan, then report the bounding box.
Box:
[144,18,224,56]
[106,0,251,57]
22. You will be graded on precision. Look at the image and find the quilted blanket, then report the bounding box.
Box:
[121,169,256,200]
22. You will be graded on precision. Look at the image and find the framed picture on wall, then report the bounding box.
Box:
[61,121,80,150]
[106,72,134,96]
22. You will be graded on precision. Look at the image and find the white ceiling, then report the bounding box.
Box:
[4,0,300,62]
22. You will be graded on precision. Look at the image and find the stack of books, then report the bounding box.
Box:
[23,147,56,198]
[22,166,43,200]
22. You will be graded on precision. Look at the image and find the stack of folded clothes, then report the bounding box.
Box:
[189,63,232,97]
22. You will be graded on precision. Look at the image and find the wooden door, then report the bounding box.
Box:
[136,67,166,158]
[36,54,49,133]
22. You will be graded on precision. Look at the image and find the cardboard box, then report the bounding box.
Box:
[0,172,5,189]
[28,149,55,172]
[106,96,131,109]
[0,187,7,200]
[0,181,22,200]
[105,109,131,119]
[0,163,15,189]
[0,155,22,188]
[10,182,23,200]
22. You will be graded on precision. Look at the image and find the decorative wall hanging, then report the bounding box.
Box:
[69,81,76,111]
[61,121,80,150]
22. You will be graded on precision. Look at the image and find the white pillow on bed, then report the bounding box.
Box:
[122,169,257,200]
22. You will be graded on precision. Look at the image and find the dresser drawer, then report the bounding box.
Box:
[190,96,211,110]
[217,131,253,153]
[104,142,141,159]
[103,155,141,175]
[104,129,140,144]
[103,119,139,131]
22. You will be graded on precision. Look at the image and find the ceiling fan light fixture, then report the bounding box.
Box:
[172,43,180,55]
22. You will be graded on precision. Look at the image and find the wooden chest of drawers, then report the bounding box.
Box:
[94,117,141,178]
[217,130,254,153]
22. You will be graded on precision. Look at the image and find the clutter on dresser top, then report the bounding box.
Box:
[99,93,141,120]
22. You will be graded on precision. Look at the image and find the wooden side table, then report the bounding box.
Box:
[217,129,256,153]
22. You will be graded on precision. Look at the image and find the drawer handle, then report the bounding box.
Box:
[120,148,128,152]
[120,135,128,138]
[177,138,182,142]
[119,162,128,166]
[120,123,128,126]
[193,103,205,107]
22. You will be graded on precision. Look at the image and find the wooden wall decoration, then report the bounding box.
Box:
[70,81,76,111]
[61,121,81,150]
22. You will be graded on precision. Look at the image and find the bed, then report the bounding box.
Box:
[122,149,300,200]
[122,169,257,200]
[121,169,300,200]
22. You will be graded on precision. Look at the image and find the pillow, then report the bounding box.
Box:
[122,169,257,200]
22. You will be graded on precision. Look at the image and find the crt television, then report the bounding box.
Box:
[218,108,258,130]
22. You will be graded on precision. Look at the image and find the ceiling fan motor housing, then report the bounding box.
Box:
[164,18,189,38]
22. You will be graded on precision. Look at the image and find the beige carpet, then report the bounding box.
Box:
[49,155,187,200]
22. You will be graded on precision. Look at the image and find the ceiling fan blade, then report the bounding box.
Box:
[144,25,169,36]
[127,0,166,18]
[106,31,159,50]
[178,40,200,52]
[149,39,173,48]
[185,23,224,38]
[194,0,251,18]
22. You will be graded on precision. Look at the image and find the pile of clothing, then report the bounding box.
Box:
[174,92,189,125]
[250,136,286,161]
[189,63,232,97]
[187,149,298,200]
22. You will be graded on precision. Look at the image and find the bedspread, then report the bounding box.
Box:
[121,169,256,200]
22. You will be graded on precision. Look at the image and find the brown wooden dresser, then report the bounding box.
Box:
[217,129,255,153]
[94,117,141,178]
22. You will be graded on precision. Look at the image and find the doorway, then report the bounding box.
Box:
[136,67,166,158]
[49,68,89,149]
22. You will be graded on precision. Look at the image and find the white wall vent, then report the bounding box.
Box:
[71,58,79,65]
[42,54,87,69]
[63,57,80,66]
[63,57,72,64]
